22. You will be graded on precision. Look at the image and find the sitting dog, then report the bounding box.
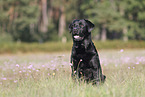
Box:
[69,19,106,84]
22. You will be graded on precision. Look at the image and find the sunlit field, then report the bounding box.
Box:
[0,49,145,97]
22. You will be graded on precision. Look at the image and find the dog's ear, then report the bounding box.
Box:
[84,19,95,32]
[69,23,73,33]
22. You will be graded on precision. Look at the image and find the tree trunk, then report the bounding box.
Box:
[123,27,128,41]
[58,6,66,37]
[101,24,107,41]
[48,0,53,23]
[40,0,48,33]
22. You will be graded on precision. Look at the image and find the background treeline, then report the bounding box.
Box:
[0,0,145,42]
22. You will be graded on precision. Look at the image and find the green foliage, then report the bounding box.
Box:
[0,0,40,42]
[0,33,13,42]
[0,0,145,42]
[120,0,145,40]
[81,0,145,40]
[12,0,40,41]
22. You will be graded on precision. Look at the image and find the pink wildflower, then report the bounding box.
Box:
[16,64,19,67]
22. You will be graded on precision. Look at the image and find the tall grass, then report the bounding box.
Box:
[0,40,145,54]
[0,50,145,97]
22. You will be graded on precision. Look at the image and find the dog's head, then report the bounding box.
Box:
[69,19,94,41]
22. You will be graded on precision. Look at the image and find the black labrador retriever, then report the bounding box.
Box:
[69,19,106,84]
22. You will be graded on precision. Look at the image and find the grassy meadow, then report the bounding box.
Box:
[0,49,145,97]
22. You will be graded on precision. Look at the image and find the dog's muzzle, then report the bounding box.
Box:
[73,29,84,41]
[74,35,81,39]
[73,35,84,41]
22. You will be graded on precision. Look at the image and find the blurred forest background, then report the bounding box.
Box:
[0,0,145,43]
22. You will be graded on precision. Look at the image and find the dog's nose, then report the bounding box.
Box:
[73,28,78,33]
[73,27,78,30]
[73,28,78,31]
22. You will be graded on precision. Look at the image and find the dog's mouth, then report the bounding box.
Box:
[73,35,84,41]
[74,35,81,39]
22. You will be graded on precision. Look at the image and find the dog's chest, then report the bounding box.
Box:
[73,43,88,59]
[74,43,85,53]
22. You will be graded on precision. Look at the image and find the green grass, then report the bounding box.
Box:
[0,40,145,54]
[0,50,145,97]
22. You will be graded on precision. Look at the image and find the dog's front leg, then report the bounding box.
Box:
[71,57,80,79]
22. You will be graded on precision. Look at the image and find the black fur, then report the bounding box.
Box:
[69,19,106,84]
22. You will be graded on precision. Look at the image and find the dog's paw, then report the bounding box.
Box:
[101,75,106,83]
